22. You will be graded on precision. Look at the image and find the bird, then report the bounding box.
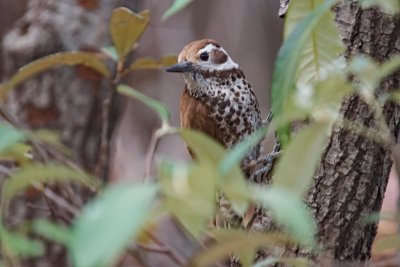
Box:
[166,39,281,235]
[166,39,263,170]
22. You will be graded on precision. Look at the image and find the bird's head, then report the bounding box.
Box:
[166,39,239,76]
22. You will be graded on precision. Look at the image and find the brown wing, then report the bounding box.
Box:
[180,87,223,158]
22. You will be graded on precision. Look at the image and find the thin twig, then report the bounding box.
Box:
[26,203,51,212]
[0,101,82,220]
[144,125,175,181]
[0,102,18,125]
[139,230,187,266]
[245,209,259,231]
[125,246,147,267]
[137,243,173,254]
[95,88,114,180]
[32,182,79,216]
[144,130,162,181]
[0,165,12,176]
[29,138,98,210]
[95,59,124,180]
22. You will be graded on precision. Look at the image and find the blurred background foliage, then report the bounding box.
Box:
[0,0,400,267]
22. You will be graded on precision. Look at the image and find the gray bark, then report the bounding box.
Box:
[254,1,400,265]
[310,2,400,261]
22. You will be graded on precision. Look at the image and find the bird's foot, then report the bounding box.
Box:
[250,142,281,183]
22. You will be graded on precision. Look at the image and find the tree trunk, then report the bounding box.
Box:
[0,1,138,266]
[255,0,400,264]
[2,0,116,172]
[0,0,27,79]
[311,2,400,261]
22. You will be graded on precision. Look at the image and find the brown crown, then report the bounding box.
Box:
[178,39,221,63]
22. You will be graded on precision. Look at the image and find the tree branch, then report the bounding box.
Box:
[95,88,115,180]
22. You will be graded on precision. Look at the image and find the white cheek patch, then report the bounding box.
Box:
[198,44,239,71]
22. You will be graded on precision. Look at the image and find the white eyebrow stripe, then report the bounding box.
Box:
[198,44,239,70]
[198,44,218,54]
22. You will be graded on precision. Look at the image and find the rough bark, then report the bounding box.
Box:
[309,2,400,261]
[255,0,400,264]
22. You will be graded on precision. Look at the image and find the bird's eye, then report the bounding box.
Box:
[200,52,209,61]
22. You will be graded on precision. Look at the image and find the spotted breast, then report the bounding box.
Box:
[167,39,262,165]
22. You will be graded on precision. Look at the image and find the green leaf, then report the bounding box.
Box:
[128,55,178,71]
[349,56,379,93]
[100,46,119,61]
[179,129,249,215]
[158,161,217,238]
[0,124,25,153]
[272,121,331,196]
[110,8,150,58]
[219,124,270,176]
[0,52,110,97]
[117,84,171,125]
[192,230,292,267]
[2,163,98,200]
[30,129,72,156]
[5,235,45,258]
[180,128,226,165]
[162,0,194,20]
[252,257,309,267]
[272,0,337,116]
[275,70,351,130]
[360,0,400,14]
[374,235,400,253]
[285,0,344,88]
[311,71,352,111]
[359,212,397,225]
[272,0,337,144]
[378,55,400,81]
[70,183,157,267]
[0,225,45,257]
[238,248,256,267]
[284,0,322,38]
[0,143,32,165]
[253,187,316,244]
[389,91,400,102]
[33,219,70,245]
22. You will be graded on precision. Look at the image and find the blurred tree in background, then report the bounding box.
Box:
[0,1,400,267]
[0,1,138,266]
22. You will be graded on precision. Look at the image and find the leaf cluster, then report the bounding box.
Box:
[1,1,400,267]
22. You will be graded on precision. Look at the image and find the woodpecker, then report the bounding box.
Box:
[166,40,280,236]
[166,39,263,168]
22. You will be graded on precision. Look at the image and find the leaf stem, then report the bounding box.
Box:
[144,124,175,181]
[94,57,125,180]
[95,88,115,180]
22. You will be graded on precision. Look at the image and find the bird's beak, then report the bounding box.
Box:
[166,61,193,73]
